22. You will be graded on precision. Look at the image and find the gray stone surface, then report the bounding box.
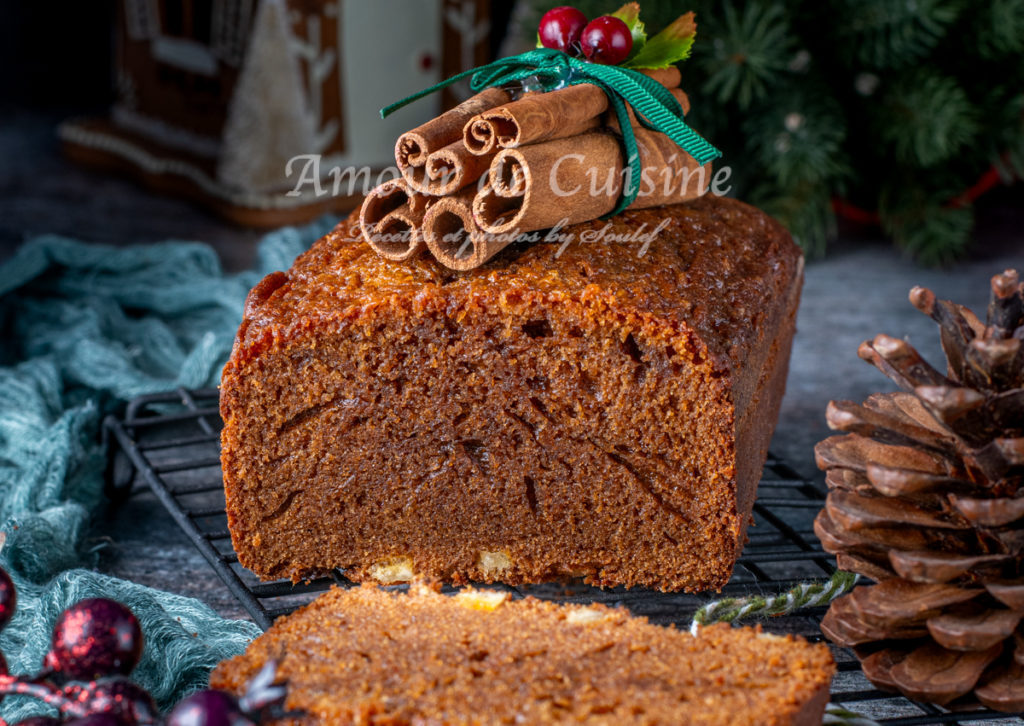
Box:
[96,488,252,621]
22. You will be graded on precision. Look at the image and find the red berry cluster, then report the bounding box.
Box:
[538,6,633,65]
[0,568,286,726]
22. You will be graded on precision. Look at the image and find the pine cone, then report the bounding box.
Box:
[815,269,1024,712]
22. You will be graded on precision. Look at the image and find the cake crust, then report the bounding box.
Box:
[211,584,835,726]
[220,196,802,589]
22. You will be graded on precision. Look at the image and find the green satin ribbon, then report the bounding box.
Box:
[381,47,721,217]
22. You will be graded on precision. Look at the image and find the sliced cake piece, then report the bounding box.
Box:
[220,196,803,590]
[211,584,834,725]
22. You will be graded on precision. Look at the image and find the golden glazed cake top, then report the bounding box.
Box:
[232,196,801,375]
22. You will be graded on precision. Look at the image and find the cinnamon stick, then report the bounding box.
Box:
[643,66,683,89]
[473,124,710,236]
[407,140,496,196]
[396,87,513,195]
[463,84,607,155]
[422,188,514,271]
[359,179,434,261]
[462,67,683,156]
[671,87,691,115]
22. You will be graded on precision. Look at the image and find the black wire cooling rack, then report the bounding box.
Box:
[103,388,1022,726]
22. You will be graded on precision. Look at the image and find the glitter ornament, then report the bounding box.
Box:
[165,690,254,726]
[61,678,159,725]
[44,599,143,681]
[0,566,288,725]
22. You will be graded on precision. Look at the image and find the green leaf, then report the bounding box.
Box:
[623,12,697,69]
[535,31,543,49]
[610,2,648,61]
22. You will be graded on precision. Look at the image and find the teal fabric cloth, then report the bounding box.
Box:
[0,219,336,720]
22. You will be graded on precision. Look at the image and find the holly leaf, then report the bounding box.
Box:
[623,12,696,69]
[610,2,647,60]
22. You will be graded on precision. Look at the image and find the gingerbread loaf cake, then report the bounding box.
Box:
[220,195,803,590]
[211,584,835,725]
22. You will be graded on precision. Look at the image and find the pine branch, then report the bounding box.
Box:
[878,69,979,168]
[879,179,975,266]
[973,0,1024,59]
[752,179,837,258]
[1002,96,1024,180]
[829,0,962,69]
[741,80,850,189]
[694,1,797,111]
[977,82,1024,180]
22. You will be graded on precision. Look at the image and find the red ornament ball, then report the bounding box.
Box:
[61,678,157,726]
[0,567,16,631]
[44,599,143,681]
[581,15,633,65]
[538,6,588,55]
[166,689,254,726]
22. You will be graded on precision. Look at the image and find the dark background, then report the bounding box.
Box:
[1,1,116,114]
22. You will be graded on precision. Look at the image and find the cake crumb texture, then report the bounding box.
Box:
[211,584,835,725]
[220,196,803,590]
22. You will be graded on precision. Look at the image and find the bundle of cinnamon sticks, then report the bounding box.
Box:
[360,68,710,271]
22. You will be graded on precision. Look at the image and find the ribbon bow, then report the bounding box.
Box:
[381,48,721,217]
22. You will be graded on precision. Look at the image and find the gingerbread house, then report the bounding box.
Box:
[61,0,492,226]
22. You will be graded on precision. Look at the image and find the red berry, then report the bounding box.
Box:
[538,6,588,55]
[581,15,633,65]
[44,599,143,681]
